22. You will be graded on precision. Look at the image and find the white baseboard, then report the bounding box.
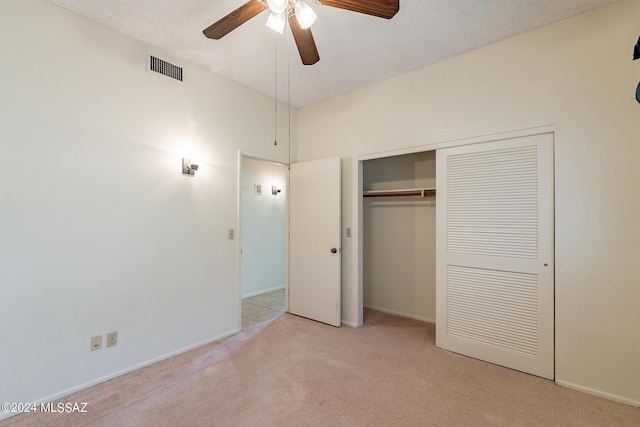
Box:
[555,380,640,408]
[0,329,240,422]
[242,285,285,299]
[341,320,359,328]
[364,305,436,324]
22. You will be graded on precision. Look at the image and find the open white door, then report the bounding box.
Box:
[289,157,341,327]
[436,133,554,379]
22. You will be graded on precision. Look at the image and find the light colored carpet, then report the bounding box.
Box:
[4,310,639,426]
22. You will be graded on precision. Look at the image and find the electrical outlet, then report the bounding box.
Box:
[90,335,102,351]
[228,229,235,240]
[106,331,118,348]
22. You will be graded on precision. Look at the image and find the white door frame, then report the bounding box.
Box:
[237,150,290,331]
[354,125,556,328]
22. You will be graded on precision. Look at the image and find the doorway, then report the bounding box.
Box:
[239,156,287,329]
[362,151,436,323]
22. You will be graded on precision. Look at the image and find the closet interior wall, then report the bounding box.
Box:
[363,151,436,323]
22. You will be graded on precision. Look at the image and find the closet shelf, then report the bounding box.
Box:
[363,188,436,198]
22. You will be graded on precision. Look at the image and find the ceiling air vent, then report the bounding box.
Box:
[149,55,183,82]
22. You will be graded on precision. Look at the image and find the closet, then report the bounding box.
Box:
[362,150,436,323]
[361,133,554,379]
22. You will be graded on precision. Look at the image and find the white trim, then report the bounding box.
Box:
[237,151,243,333]
[341,320,359,328]
[242,285,285,299]
[0,329,239,422]
[364,305,436,324]
[555,380,640,408]
[240,149,289,166]
[358,125,555,161]
[356,159,364,327]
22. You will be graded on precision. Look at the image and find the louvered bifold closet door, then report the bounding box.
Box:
[435,133,554,380]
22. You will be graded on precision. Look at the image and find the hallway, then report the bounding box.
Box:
[241,289,285,329]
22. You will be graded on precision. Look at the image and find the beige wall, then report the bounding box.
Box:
[297,0,640,406]
[0,0,293,413]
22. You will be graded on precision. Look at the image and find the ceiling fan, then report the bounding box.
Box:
[203,0,399,66]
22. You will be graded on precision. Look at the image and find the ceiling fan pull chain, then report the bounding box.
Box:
[274,31,278,146]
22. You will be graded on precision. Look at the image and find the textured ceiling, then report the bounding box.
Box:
[45,0,617,107]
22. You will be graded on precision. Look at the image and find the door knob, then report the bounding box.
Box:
[330,248,338,254]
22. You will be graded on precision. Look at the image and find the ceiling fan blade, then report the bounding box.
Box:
[288,13,320,66]
[203,0,268,39]
[317,0,399,19]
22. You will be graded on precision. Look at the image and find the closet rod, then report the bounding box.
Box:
[363,188,436,198]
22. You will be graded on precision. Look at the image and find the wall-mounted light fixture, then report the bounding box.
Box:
[182,158,199,176]
[272,185,281,195]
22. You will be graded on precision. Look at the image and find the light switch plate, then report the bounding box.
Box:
[106,331,118,348]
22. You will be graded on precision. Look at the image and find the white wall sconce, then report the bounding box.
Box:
[272,185,281,195]
[182,158,199,175]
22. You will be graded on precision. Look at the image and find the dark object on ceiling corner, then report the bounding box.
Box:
[634,37,639,105]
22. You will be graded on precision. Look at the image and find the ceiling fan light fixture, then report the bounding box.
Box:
[267,0,288,14]
[266,11,286,34]
[294,0,317,30]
